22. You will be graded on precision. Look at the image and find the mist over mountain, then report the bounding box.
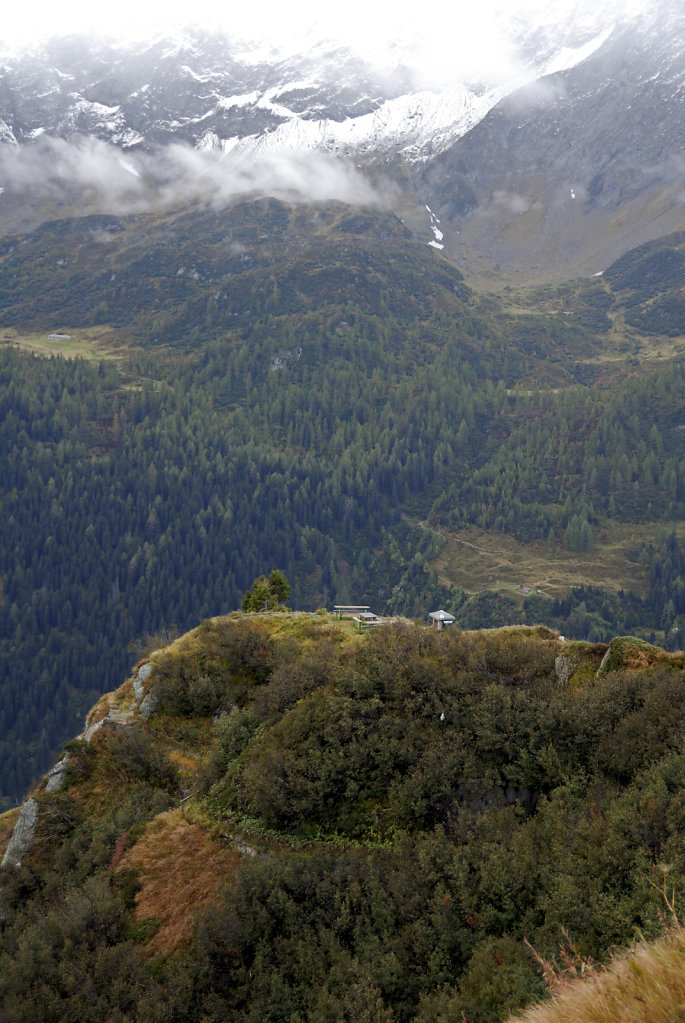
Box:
[419,0,685,282]
[0,0,683,281]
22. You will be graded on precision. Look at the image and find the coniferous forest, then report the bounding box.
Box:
[1,200,685,807]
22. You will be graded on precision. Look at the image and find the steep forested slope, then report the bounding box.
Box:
[2,616,685,1021]
[1,201,685,808]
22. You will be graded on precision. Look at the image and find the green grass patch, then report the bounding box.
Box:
[1,324,125,361]
[425,521,685,599]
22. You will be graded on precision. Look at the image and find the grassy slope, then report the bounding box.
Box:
[426,521,661,600]
[0,324,134,363]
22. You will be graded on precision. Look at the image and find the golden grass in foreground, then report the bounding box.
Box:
[508,925,685,1023]
[118,809,240,957]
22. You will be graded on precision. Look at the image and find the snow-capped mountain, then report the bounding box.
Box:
[0,0,683,284]
[0,8,646,162]
[417,0,685,282]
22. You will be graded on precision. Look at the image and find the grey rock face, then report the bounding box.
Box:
[1,797,39,870]
[83,717,106,742]
[45,753,70,793]
[133,661,153,702]
[138,687,159,719]
[555,654,578,686]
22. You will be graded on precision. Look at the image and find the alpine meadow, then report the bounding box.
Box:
[2,2,685,1020]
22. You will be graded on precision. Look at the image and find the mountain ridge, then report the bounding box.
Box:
[1,1,683,285]
[2,612,685,1021]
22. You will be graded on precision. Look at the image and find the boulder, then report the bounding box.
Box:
[132,661,153,702]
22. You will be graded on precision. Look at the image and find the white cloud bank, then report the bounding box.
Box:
[0,0,655,91]
[0,136,379,213]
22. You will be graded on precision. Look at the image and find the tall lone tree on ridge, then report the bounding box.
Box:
[242,570,291,612]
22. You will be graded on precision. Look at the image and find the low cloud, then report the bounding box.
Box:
[0,135,379,215]
[2,0,653,93]
[492,189,539,214]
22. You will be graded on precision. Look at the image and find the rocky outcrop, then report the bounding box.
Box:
[2,661,161,871]
[83,717,106,742]
[45,753,70,793]
[132,661,153,702]
[82,660,158,736]
[555,654,579,686]
[133,661,159,719]
[221,833,260,858]
[1,797,38,870]
[138,687,159,720]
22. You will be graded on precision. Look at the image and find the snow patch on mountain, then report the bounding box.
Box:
[217,92,261,110]
[118,157,140,177]
[256,86,301,120]
[426,205,444,249]
[112,129,146,147]
[59,99,127,135]
[0,119,18,146]
[180,64,220,84]
[541,25,614,76]
[216,85,503,163]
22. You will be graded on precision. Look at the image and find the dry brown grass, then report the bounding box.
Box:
[0,806,20,855]
[509,925,685,1023]
[167,750,201,773]
[118,809,240,957]
[85,677,137,728]
[624,648,654,670]
[424,521,684,599]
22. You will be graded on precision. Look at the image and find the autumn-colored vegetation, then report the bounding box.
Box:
[119,809,240,957]
[3,614,685,1020]
[510,920,685,1023]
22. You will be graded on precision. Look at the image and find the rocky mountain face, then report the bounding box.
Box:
[0,2,683,282]
[0,34,416,152]
[0,19,614,160]
[418,1,685,283]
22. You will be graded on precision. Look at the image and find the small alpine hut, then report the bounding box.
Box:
[429,609,456,630]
